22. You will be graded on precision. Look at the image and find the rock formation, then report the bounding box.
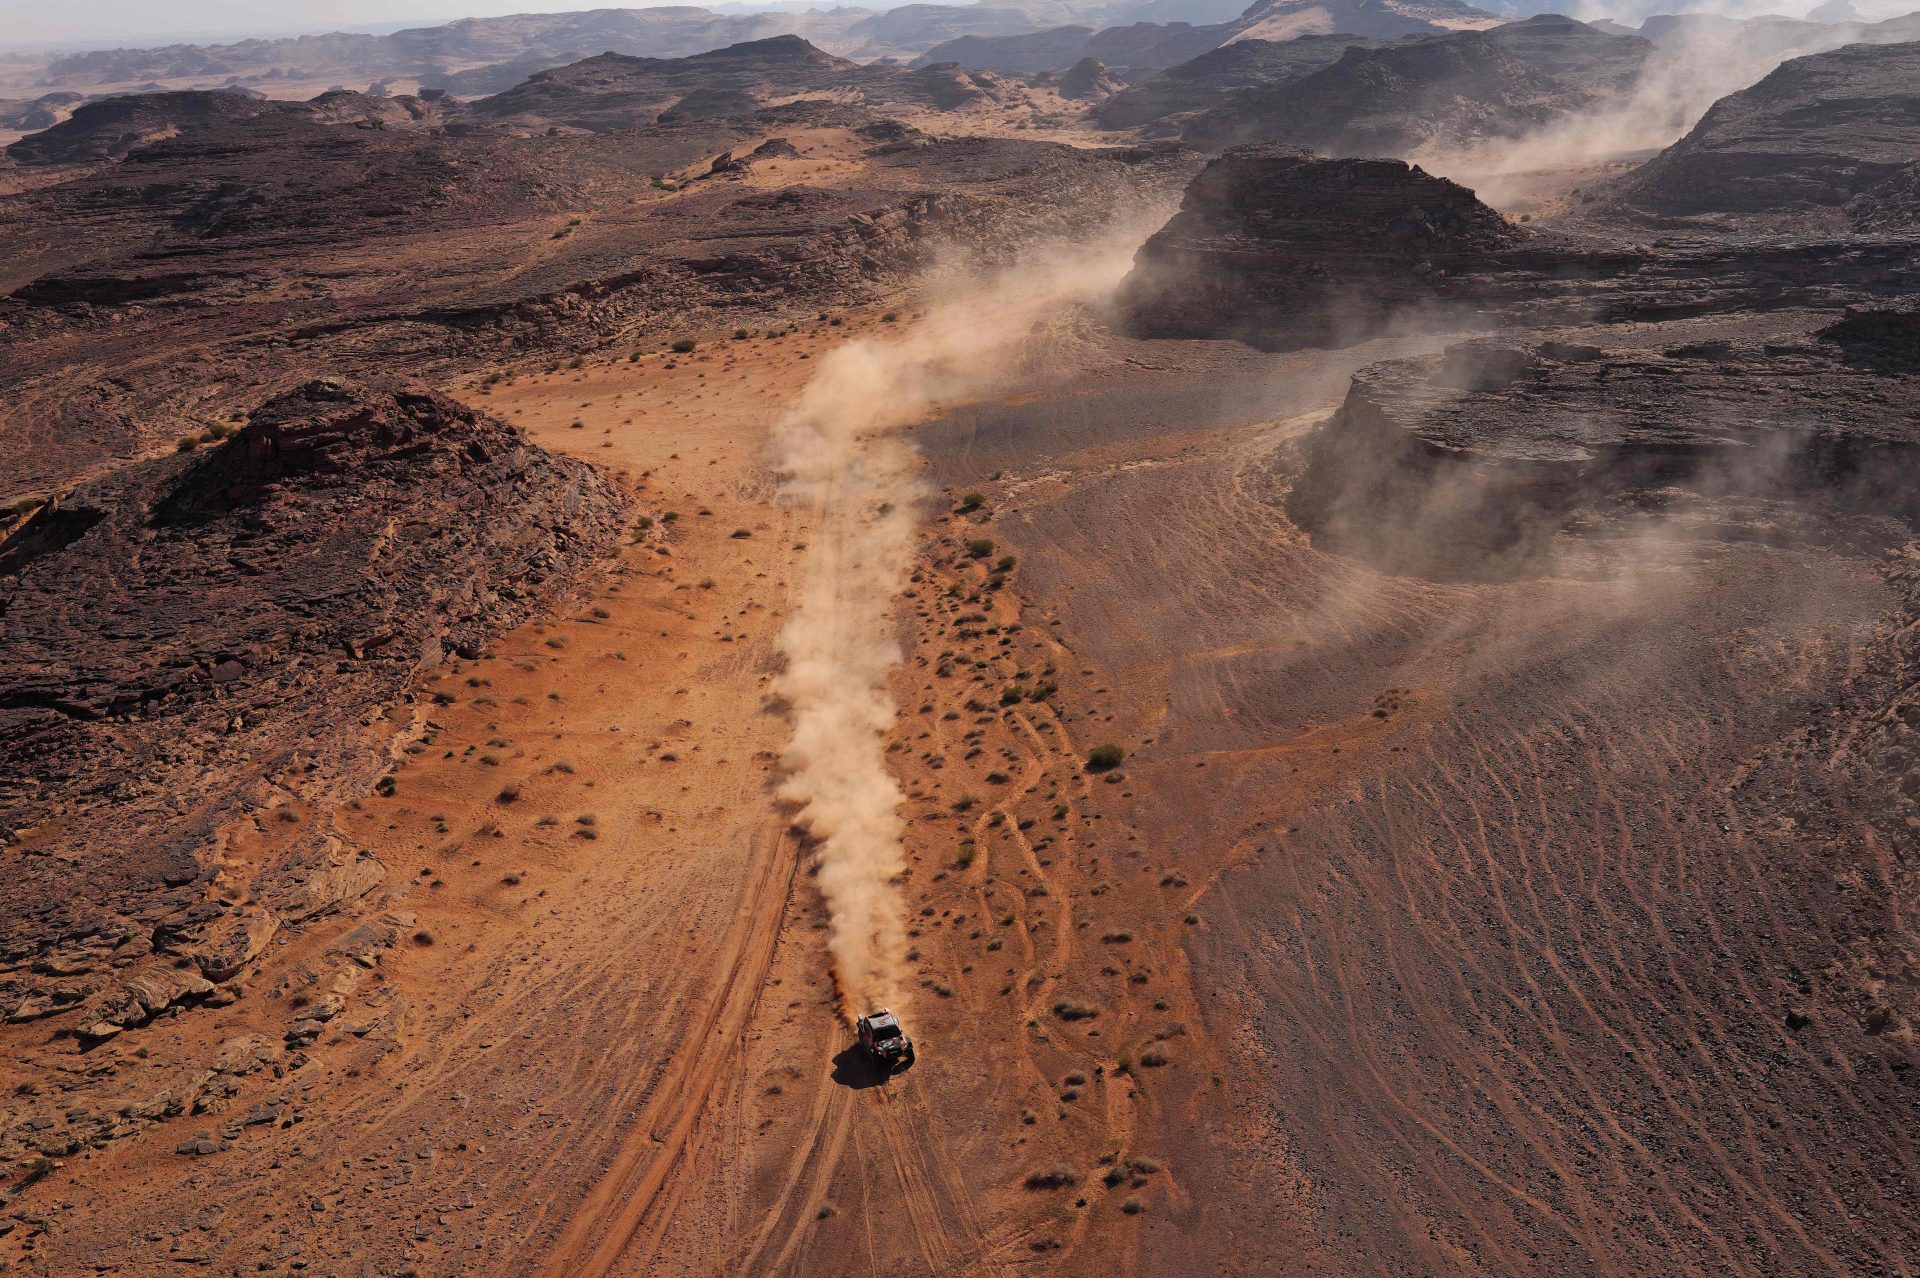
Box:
[0,378,624,1043]
[1119,145,1529,346]
[1120,144,1920,348]
[1287,310,1920,577]
[1602,40,1920,226]
[1183,19,1647,156]
[1057,56,1127,100]
[1093,33,1386,130]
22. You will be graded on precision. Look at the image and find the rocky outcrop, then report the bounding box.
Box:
[467,35,1017,131]
[0,378,624,1039]
[1849,162,1920,232]
[6,90,274,164]
[1120,145,1920,348]
[1286,316,1920,578]
[908,26,1097,74]
[906,0,1494,83]
[1183,20,1646,156]
[1119,145,1527,346]
[1057,57,1126,101]
[1093,34,1385,130]
[1232,0,1498,43]
[1603,40,1920,225]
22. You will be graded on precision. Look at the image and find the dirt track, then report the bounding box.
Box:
[7,298,1916,1276]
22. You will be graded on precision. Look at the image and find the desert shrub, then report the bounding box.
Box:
[1024,1165,1078,1190]
[1086,744,1125,772]
[966,538,994,559]
[671,338,696,353]
[957,491,985,512]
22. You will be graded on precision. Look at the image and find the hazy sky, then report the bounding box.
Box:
[0,1,699,50]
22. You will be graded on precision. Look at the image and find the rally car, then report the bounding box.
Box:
[855,1009,914,1071]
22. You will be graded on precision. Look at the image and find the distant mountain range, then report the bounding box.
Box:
[2,0,1495,100]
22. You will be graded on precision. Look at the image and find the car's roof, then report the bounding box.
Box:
[866,1010,900,1028]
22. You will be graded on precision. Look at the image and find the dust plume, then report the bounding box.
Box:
[1423,10,1920,207]
[771,224,1161,1018]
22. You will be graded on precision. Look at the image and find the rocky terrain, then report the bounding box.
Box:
[1288,306,1920,575]
[4,3,1064,97]
[1092,32,1395,129]
[1601,38,1920,228]
[0,38,1193,496]
[472,36,1025,132]
[1,377,622,1142]
[1184,16,1647,153]
[0,0,1486,105]
[4,7,1920,1277]
[1120,139,1920,346]
[917,0,1496,82]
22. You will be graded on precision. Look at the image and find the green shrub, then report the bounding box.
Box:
[958,491,985,512]
[965,538,994,559]
[671,338,696,354]
[1086,744,1125,772]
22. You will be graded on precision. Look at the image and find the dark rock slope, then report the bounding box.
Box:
[1119,144,1527,345]
[1120,144,1920,348]
[1286,306,1920,577]
[470,35,1020,132]
[1603,39,1920,225]
[0,379,624,1042]
[0,53,1193,497]
[1183,18,1648,155]
[1093,33,1389,130]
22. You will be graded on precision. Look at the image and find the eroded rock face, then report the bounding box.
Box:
[1850,162,1920,232]
[1119,144,1529,346]
[1058,57,1126,101]
[1602,40,1920,225]
[1287,312,1920,578]
[1093,33,1385,131]
[1120,144,1920,348]
[0,378,623,1036]
[1182,20,1647,156]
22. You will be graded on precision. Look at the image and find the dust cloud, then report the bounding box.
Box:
[1424,9,1918,207]
[770,223,1161,1018]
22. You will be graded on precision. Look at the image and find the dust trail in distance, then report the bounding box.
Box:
[771,229,1150,1019]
